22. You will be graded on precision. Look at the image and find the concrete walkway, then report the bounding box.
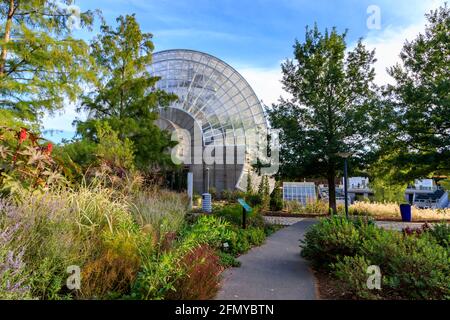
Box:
[215,219,318,300]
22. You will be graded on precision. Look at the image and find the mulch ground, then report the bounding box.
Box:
[313,270,348,300]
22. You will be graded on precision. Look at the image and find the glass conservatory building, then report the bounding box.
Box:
[151,49,273,194]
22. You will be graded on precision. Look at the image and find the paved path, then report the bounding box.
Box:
[216,219,318,300]
[264,216,430,231]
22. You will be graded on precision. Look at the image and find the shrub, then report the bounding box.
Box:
[246,193,263,207]
[221,189,234,202]
[361,232,450,300]
[214,204,266,229]
[227,227,266,256]
[132,249,184,300]
[0,185,135,299]
[302,216,450,300]
[269,182,283,212]
[182,215,235,250]
[229,228,251,254]
[427,223,450,248]
[0,126,66,198]
[300,216,363,269]
[54,139,97,183]
[208,187,218,200]
[80,230,146,299]
[0,220,31,300]
[244,227,266,247]
[166,245,222,300]
[332,255,381,300]
[217,251,241,268]
[257,175,270,210]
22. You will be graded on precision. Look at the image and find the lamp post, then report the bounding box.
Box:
[337,152,352,219]
[206,167,210,193]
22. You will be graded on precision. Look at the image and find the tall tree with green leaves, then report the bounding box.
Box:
[268,26,379,213]
[376,4,450,182]
[0,0,97,123]
[76,14,178,170]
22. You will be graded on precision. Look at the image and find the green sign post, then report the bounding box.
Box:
[238,198,252,229]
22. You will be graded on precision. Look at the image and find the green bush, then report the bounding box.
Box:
[361,232,450,300]
[246,193,263,207]
[270,182,283,212]
[214,204,266,229]
[182,215,235,250]
[229,228,251,254]
[302,216,450,300]
[300,216,364,269]
[332,255,381,300]
[428,223,450,248]
[245,227,266,247]
[218,251,241,268]
[132,249,184,300]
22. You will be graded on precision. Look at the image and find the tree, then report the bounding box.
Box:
[257,175,270,209]
[378,5,450,182]
[76,14,178,170]
[270,180,283,212]
[0,0,98,122]
[268,25,379,214]
[246,171,253,195]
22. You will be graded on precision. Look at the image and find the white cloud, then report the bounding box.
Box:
[237,65,287,107]
[362,0,446,85]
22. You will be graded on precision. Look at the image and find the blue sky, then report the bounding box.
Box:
[43,0,446,142]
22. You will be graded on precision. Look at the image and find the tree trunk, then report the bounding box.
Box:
[0,0,15,76]
[327,163,337,215]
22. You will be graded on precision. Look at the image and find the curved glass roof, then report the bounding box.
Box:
[151,49,269,189]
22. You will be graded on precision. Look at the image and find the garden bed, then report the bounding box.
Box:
[301,216,450,300]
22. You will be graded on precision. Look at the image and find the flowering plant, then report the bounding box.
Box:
[0,126,65,196]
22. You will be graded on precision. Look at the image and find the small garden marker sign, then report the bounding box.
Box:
[238,198,252,229]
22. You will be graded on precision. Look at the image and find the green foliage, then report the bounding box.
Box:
[0,224,32,300]
[0,127,66,197]
[246,193,263,207]
[258,175,270,210]
[77,14,178,170]
[95,122,136,172]
[0,0,98,122]
[302,216,450,299]
[377,5,450,181]
[246,173,253,195]
[218,251,241,268]
[208,187,218,200]
[131,189,188,241]
[370,175,407,203]
[214,204,266,229]
[182,215,235,250]
[53,139,97,183]
[132,249,184,300]
[268,25,379,213]
[426,223,450,249]
[221,189,233,202]
[300,216,367,269]
[270,181,283,211]
[332,255,381,300]
[362,232,449,300]
[440,179,450,191]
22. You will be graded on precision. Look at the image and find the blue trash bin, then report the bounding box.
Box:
[400,204,412,222]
